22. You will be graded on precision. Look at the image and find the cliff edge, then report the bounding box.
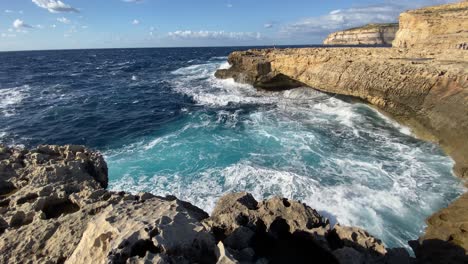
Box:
[215,2,468,261]
[393,2,468,50]
[323,23,398,45]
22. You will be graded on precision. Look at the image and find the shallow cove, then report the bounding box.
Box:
[0,48,464,251]
[104,57,465,250]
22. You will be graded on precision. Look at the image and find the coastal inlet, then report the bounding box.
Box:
[0,48,465,250]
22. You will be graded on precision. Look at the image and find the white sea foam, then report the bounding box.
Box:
[218,62,231,70]
[0,85,29,117]
[107,59,466,250]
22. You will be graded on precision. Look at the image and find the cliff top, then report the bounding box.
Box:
[407,1,468,14]
[344,23,399,32]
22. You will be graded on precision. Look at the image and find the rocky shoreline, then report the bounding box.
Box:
[1,145,416,264]
[1,2,467,264]
[214,2,468,263]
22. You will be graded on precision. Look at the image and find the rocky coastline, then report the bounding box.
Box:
[214,2,468,263]
[323,23,398,46]
[1,145,415,264]
[1,2,467,264]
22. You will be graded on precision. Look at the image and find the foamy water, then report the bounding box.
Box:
[0,49,464,251]
[105,58,465,250]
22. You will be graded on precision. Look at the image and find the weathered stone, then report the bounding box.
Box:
[410,192,468,263]
[324,23,398,45]
[393,2,468,50]
[329,225,387,255]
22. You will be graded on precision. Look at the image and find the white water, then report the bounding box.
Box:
[106,59,465,250]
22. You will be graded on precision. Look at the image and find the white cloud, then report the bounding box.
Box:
[168,30,261,40]
[36,24,45,29]
[13,19,32,29]
[57,17,71,24]
[1,33,16,38]
[32,0,79,13]
[227,4,233,8]
[82,25,88,29]
[123,0,144,2]
[5,10,14,13]
[264,23,274,29]
[132,19,140,25]
[51,24,57,28]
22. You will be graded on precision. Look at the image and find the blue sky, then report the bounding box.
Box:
[0,0,458,51]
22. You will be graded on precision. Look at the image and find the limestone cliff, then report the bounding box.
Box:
[323,23,398,45]
[216,47,468,179]
[393,2,468,50]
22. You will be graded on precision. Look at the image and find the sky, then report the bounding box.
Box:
[0,0,460,51]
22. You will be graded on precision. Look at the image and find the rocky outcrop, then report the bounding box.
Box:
[410,193,468,264]
[216,47,468,179]
[204,192,409,264]
[0,145,410,264]
[324,23,398,45]
[393,2,468,50]
[0,144,216,263]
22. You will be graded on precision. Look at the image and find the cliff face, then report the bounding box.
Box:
[393,2,468,50]
[216,48,468,179]
[323,23,398,45]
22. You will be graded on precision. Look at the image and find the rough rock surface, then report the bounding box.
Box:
[324,23,398,45]
[204,192,409,264]
[393,2,468,50]
[0,145,217,264]
[410,193,468,264]
[0,145,411,264]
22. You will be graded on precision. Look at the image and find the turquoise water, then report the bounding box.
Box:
[104,58,465,250]
[0,48,464,251]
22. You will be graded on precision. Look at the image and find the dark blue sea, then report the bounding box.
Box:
[0,47,465,250]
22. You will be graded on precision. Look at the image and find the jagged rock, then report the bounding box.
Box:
[207,192,329,239]
[206,192,339,263]
[67,196,216,264]
[0,145,218,264]
[324,23,398,45]
[329,225,387,255]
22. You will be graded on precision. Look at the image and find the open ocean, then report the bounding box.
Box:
[0,47,465,250]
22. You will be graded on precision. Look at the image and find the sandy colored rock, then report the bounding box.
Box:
[324,23,398,45]
[67,196,216,264]
[393,2,468,50]
[329,225,387,255]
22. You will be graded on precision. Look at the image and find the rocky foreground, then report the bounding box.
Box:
[0,145,416,264]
